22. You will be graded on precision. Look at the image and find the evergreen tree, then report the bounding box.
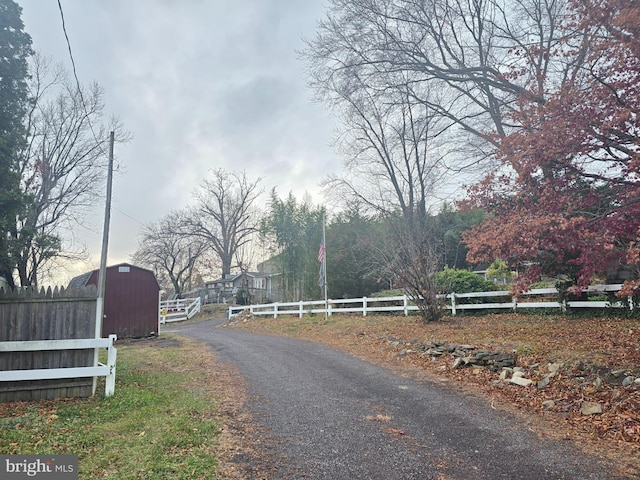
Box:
[0,0,33,288]
[261,190,324,301]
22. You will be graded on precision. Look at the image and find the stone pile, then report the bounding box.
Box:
[417,341,517,371]
[383,335,640,417]
[225,310,255,325]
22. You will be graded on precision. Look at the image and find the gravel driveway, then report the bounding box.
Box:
[166,319,621,479]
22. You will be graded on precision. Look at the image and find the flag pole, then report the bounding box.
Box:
[322,213,328,319]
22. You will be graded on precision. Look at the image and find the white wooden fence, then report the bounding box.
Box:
[159,297,201,324]
[0,334,118,397]
[228,284,633,319]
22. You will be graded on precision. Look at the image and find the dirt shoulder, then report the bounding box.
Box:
[225,311,640,478]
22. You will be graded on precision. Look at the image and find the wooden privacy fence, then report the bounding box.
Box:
[228,284,633,319]
[0,285,117,401]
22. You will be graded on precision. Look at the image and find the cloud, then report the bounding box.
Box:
[18,0,338,278]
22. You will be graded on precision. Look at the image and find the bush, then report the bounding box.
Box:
[435,267,495,294]
[370,289,404,298]
[485,259,515,284]
[235,288,250,305]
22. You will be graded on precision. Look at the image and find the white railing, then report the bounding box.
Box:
[159,297,201,324]
[0,334,118,397]
[228,284,633,319]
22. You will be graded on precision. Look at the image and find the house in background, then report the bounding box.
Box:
[69,263,160,338]
[205,270,277,305]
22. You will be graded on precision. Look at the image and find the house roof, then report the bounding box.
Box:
[205,271,270,286]
[68,271,93,289]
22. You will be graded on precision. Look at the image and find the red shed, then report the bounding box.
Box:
[69,263,160,338]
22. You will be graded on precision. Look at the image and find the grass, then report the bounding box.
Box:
[0,335,221,479]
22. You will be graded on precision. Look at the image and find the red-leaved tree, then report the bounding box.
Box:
[462,0,640,295]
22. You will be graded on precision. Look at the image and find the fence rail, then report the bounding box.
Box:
[228,284,632,319]
[0,335,118,397]
[159,297,202,324]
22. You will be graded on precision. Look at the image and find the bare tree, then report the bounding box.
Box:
[186,169,262,278]
[14,55,128,286]
[304,0,588,168]
[302,0,596,321]
[321,73,447,320]
[132,210,208,297]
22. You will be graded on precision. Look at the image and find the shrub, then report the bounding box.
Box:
[370,289,404,298]
[485,259,515,284]
[235,288,250,305]
[435,267,495,294]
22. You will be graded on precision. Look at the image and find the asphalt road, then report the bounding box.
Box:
[166,319,621,479]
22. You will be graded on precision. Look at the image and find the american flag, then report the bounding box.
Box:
[318,243,325,263]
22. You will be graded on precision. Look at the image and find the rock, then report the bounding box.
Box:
[542,400,555,409]
[580,402,603,415]
[421,349,443,357]
[622,376,634,387]
[635,378,640,385]
[452,357,463,369]
[499,370,510,380]
[537,376,551,389]
[512,370,525,379]
[510,376,533,387]
[547,362,562,373]
[594,377,603,388]
[396,349,407,358]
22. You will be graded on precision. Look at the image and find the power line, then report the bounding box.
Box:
[56,0,110,158]
[56,1,145,231]
[113,205,146,227]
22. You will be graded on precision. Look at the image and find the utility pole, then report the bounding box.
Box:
[93,131,114,395]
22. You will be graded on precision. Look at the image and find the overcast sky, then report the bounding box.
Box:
[19,0,339,281]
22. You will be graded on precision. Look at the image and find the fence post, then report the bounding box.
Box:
[403,295,408,316]
[512,296,518,312]
[105,334,117,397]
[363,297,368,317]
[328,300,333,317]
[450,292,456,316]
[273,302,279,319]
[299,301,304,318]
